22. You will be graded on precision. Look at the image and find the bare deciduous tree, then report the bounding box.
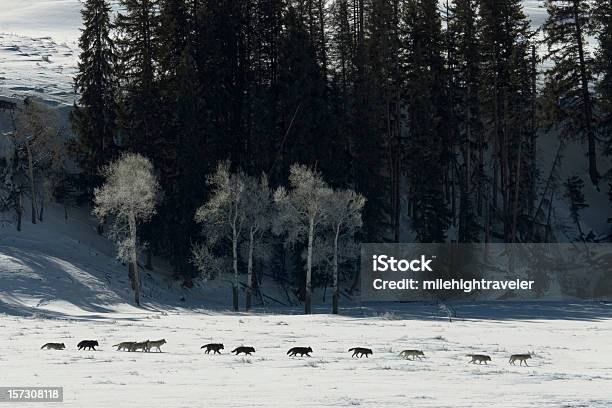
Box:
[93,153,160,306]
[242,174,273,310]
[274,165,332,314]
[325,189,365,314]
[194,161,245,311]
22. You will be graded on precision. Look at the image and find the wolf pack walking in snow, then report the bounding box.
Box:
[40,339,534,367]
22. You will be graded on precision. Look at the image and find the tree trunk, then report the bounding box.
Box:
[528,46,537,240]
[246,228,255,311]
[128,263,135,290]
[573,0,600,187]
[16,190,22,231]
[510,140,522,243]
[232,223,239,312]
[305,218,314,314]
[332,225,340,314]
[26,143,36,224]
[145,248,153,270]
[544,191,554,243]
[39,194,44,222]
[129,214,140,306]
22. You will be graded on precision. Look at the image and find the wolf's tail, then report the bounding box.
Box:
[286,348,293,355]
[41,344,47,349]
[348,348,356,352]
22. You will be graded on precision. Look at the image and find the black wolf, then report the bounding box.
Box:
[78,340,99,350]
[201,343,224,354]
[232,346,255,355]
[348,347,372,358]
[287,347,313,357]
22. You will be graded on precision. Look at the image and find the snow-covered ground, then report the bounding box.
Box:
[1,304,612,407]
[1,204,612,408]
[0,0,83,105]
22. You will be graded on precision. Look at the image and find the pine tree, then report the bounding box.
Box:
[274,5,330,176]
[353,0,402,242]
[542,0,600,188]
[153,0,196,274]
[401,0,450,242]
[478,0,535,241]
[447,0,482,242]
[328,0,392,244]
[115,0,161,154]
[71,0,117,193]
[595,1,612,144]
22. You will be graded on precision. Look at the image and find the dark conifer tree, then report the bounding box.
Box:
[274,5,330,177]
[478,0,535,241]
[595,1,612,142]
[71,0,117,193]
[447,0,483,242]
[401,0,451,242]
[542,0,600,188]
[154,0,200,274]
[358,0,400,242]
[115,0,161,154]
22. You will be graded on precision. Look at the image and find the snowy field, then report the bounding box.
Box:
[1,305,612,408]
[1,205,612,408]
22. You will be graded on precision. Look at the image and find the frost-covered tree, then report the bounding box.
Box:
[93,153,160,306]
[242,174,273,311]
[194,161,246,311]
[325,189,365,314]
[274,164,333,314]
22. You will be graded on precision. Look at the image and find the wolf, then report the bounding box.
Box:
[348,347,373,358]
[148,339,166,352]
[467,354,491,364]
[399,350,425,360]
[287,347,313,357]
[232,346,255,355]
[129,340,151,352]
[113,342,136,351]
[77,340,99,350]
[201,343,224,354]
[41,343,65,350]
[509,353,531,366]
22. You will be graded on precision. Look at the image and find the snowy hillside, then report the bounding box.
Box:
[0,0,83,105]
[0,202,248,318]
